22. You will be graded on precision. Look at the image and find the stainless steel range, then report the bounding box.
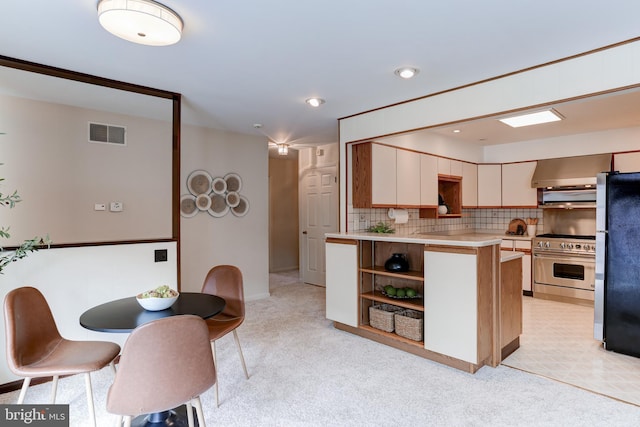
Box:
[532,233,596,304]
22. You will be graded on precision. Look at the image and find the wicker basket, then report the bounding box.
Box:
[394,309,423,341]
[369,304,403,332]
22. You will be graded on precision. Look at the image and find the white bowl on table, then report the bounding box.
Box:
[136,294,179,311]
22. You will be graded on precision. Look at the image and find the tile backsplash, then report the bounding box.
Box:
[349,207,543,235]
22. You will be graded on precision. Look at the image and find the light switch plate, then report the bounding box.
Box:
[94,203,106,211]
[110,201,123,212]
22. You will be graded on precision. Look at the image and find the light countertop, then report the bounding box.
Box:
[325,231,502,248]
[500,250,524,262]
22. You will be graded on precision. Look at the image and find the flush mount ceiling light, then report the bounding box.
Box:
[394,67,419,79]
[97,0,183,46]
[305,98,325,107]
[499,109,563,128]
[277,143,289,155]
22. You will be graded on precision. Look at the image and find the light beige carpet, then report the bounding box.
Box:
[2,271,639,426]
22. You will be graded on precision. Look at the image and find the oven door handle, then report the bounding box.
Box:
[533,252,596,263]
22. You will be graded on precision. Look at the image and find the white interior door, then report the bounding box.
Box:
[301,165,338,286]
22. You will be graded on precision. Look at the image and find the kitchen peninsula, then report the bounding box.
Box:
[325,231,522,373]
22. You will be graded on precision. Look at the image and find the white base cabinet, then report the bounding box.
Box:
[424,249,478,363]
[325,239,359,327]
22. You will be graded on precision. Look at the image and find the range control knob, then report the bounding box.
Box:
[544,241,550,248]
[560,242,566,249]
[567,243,574,249]
[583,244,591,251]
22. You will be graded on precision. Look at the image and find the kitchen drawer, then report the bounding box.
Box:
[514,240,531,250]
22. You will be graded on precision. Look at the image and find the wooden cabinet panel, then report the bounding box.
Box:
[501,161,538,207]
[396,149,420,207]
[477,164,502,207]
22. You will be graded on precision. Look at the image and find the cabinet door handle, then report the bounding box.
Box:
[302,231,307,234]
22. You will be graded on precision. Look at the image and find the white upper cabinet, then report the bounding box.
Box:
[477,164,502,207]
[613,152,640,173]
[501,161,538,207]
[438,158,463,177]
[462,162,478,208]
[420,154,439,207]
[396,149,421,207]
[371,144,397,206]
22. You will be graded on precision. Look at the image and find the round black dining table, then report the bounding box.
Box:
[80,292,225,333]
[79,292,225,426]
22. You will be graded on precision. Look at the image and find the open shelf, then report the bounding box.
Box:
[361,290,423,311]
[359,266,424,281]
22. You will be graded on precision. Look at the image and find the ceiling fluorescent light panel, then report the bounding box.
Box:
[499,109,563,128]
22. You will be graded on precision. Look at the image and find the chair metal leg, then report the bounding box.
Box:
[232,330,249,379]
[114,415,123,427]
[186,402,194,427]
[193,397,206,427]
[210,341,219,407]
[84,372,97,427]
[123,415,132,427]
[17,378,31,404]
[50,375,59,403]
[110,360,117,375]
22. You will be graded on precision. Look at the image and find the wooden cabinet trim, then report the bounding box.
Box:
[424,245,477,255]
[326,238,358,245]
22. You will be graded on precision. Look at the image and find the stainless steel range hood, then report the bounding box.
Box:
[531,153,612,189]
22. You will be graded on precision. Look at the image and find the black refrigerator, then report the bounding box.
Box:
[594,171,640,357]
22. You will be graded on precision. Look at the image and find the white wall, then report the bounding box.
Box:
[180,125,270,301]
[0,94,173,244]
[483,126,640,163]
[0,242,177,383]
[338,40,640,231]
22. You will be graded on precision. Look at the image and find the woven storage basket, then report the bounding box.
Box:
[369,304,403,332]
[394,309,423,341]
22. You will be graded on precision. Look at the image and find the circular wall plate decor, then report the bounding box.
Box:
[180,194,198,218]
[231,195,249,217]
[196,193,212,211]
[208,193,229,217]
[211,176,227,194]
[224,173,242,193]
[225,191,240,208]
[187,170,212,196]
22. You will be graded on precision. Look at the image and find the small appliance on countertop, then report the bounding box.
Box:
[505,218,527,235]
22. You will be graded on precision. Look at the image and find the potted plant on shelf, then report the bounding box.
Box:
[1,166,50,273]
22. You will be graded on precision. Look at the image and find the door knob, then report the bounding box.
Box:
[302,231,307,234]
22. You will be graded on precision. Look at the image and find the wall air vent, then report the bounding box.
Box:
[89,122,126,146]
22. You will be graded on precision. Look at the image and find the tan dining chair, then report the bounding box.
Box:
[201,265,249,406]
[3,286,121,427]
[106,315,216,427]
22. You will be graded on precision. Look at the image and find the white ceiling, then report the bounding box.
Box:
[1,1,640,150]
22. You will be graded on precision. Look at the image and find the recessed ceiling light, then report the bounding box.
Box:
[453,129,461,133]
[305,98,325,107]
[277,143,289,155]
[394,67,419,79]
[97,0,183,46]
[499,109,563,128]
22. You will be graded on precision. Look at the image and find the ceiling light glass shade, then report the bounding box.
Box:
[305,98,325,107]
[277,144,289,155]
[97,0,183,46]
[394,67,419,79]
[499,109,563,128]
